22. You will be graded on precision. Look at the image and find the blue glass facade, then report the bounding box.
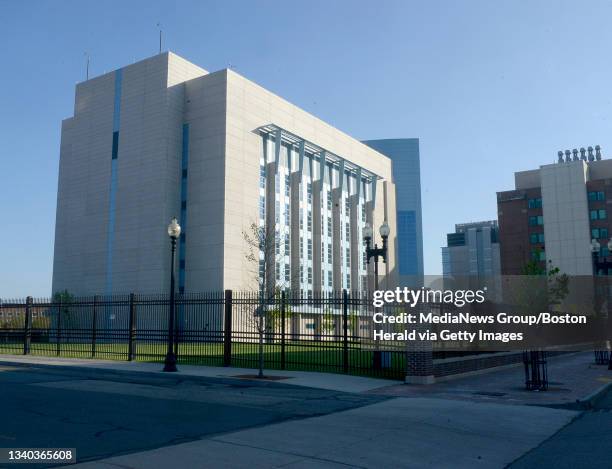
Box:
[362,138,423,281]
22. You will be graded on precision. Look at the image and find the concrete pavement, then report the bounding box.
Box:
[72,397,578,468]
[0,354,395,393]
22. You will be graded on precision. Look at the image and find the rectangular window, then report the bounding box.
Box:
[260,166,266,189]
[307,183,312,204]
[598,191,605,201]
[362,252,367,270]
[307,211,312,232]
[588,191,597,202]
[345,247,350,268]
[308,240,312,260]
[346,273,351,290]
[327,217,332,236]
[601,247,610,257]
[592,228,600,239]
[259,196,265,219]
[591,210,598,220]
[361,204,366,222]
[285,175,290,196]
[599,209,607,220]
[345,199,350,217]
[328,244,332,264]
[528,216,543,226]
[328,271,333,288]
[285,234,290,255]
[602,228,609,239]
[528,198,542,209]
[284,263,290,279]
[307,267,312,284]
[345,224,350,241]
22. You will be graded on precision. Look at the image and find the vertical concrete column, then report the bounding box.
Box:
[265,160,277,295]
[349,193,360,293]
[365,198,375,292]
[290,172,301,292]
[312,154,324,292]
[330,161,344,291]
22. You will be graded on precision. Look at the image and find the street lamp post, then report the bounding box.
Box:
[164,217,181,372]
[591,238,612,370]
[363,221,390,290]
[363,221,390,370]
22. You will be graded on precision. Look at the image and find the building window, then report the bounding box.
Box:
[328,244,332,264]
[327,217,332,236]
[284,263,290,279]
[528,198,542,209]
[345,199,350,217]
[284,234,290,255]
[260,166,266,189]
[601,247,610,257]
[588,191,605,202]
[345,224,350,241]
[307,267,312,284]
[529,215,543,226]
[328,271,333,288]
[259,196,265,219]
[531,250,546,261]
[362,252,367,270]
[285,175,290,196]
[345,247,350,268]
[346,273,351,290]
[361,204,366,222]
[530,233,544,244]
[307,211,312,231]
[591,209,608,220]
[307,240,312,260]
[327,191,332,210]
[307,183,312,204]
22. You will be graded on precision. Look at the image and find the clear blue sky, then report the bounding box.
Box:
[2,0,612,297]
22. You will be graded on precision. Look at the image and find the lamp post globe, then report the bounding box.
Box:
[164,217,181,372]
[363,223,373,241]
[379,221,390,238]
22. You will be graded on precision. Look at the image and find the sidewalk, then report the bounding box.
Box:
[71,398,578,469]
[369,351,612,407]
[0,354,396,393]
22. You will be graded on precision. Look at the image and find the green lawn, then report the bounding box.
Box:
[0,340,405,379]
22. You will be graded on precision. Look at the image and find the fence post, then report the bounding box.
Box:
[23,296,32,355]
[343,290,349,373]
[91,296,98,358]
[280,291,286,370]
[223,290,232,367]
[128,293,136,361]
[56,297,62,356]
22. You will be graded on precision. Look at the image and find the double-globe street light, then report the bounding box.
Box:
[363,221,390,369]
[363,221,390,290]
[164,217,181,372]
[591,238,612,370]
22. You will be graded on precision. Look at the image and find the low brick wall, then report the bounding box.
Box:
[433,350,570,378]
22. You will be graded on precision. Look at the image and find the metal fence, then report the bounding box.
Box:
[0,291,408,379]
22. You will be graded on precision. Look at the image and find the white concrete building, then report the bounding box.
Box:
[52,52,398,295]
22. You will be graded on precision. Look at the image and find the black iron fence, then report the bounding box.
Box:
[0,291,409,380]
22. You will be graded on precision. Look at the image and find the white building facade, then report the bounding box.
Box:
[52,52,398,296]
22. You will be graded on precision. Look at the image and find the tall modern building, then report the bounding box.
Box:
[497,146,609,275]
[441,220,501,279]
[362,139,423,284]
[52,52,398,296]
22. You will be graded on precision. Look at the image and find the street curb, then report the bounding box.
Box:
[576,380,612,410]
[0,358,319,390]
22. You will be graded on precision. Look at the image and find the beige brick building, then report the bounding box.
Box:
[52,52,398,295]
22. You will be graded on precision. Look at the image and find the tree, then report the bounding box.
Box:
[243,221,286,378]
[517,254,569,313]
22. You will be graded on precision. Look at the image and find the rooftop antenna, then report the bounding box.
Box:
[157,22,163,54]
[84,51,90,80]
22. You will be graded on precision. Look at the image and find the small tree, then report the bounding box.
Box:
[243,221,282,378]
[517,255,569,313]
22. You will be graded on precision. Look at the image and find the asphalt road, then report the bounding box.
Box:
[509,384,612,469]
[0,364,385,468]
